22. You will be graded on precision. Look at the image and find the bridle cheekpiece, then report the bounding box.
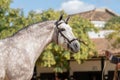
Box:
[55,20,78,45]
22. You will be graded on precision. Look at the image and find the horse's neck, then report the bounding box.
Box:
[12,21,55,63]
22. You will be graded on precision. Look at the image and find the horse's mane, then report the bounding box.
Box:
[12,20,56,37]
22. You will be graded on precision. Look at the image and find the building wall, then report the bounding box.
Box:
[36,66,54,77]
[70,60,116,75]
[36,59,117,77]
[91,21,106,28]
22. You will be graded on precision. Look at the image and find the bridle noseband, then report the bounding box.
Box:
[55,21,78,45]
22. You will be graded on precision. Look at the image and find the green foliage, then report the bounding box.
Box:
[69,15,98,63]
[0,0,12,12]
[104,16,120,48]
[0,0,42,39]
[104,16,120,30]
[0,0,98,73]
[41,9,66,21]
[27,11,42,24]
[0,0,16,39]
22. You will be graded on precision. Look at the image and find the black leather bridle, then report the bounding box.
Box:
[55,21,78,45]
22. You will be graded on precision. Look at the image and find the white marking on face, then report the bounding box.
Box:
[57,22,76,49]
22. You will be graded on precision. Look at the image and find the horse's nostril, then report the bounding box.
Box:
[74,43,78,48]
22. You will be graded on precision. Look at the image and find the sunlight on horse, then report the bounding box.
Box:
[0,15,80,80]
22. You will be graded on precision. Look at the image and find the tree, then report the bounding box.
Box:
[0,0,28,39]
[0,0,14,38]
[104,16,120,48]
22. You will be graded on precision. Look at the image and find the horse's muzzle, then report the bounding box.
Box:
[68,40,80,53]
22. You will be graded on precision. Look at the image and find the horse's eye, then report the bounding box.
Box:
[60,28,65,31]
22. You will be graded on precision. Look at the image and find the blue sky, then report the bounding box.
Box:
[10,0,120,15]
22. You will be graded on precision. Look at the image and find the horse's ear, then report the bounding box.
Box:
[65,16,70,24]
[58,14,63,21]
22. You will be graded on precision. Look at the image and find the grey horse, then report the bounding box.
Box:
[0,15,80,80]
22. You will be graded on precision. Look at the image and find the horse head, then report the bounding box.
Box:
[53,14,80,53]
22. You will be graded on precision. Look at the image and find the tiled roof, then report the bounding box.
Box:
[70,8,118,21]
[91,38,120,56]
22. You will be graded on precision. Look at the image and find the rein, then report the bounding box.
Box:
[55,21,78,44]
